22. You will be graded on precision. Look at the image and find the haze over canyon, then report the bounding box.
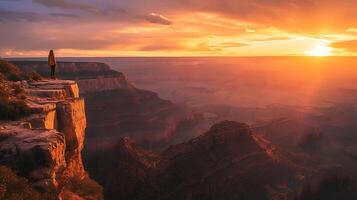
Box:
[0,57,356,199]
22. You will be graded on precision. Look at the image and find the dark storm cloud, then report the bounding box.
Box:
[0,9,42,22]
[33,0,96,12]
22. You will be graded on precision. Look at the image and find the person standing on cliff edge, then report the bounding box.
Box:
[48,49,56,79]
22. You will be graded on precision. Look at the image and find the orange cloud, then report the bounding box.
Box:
[2,0,357,56]
[331,40,357,53]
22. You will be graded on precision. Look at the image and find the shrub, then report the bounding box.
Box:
[0,60,24,81]
[0,62,33,120]
[25,71,42,81]
[0,165,42,200]
[0,97,32,120]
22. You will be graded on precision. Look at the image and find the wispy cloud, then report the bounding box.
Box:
[2,0,357,56]
[331,40,357,53]
[33,0,96,12]
[0,9,42,22]
[49,13,79,18]
[139,13,172,25]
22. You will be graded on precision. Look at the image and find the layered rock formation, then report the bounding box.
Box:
[91,121,302,200]
[0,79,102,199]
[12,61,133,93]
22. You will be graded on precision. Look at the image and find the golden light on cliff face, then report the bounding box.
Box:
[307,44,332,56]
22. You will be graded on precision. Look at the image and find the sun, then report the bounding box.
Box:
[307,44,331,56]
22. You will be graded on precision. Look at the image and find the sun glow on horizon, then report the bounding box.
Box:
[307,44,332,57]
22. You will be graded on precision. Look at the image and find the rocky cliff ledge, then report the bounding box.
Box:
[0,79,102,199]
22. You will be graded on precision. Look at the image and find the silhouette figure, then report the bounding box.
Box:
[48,50,56,79]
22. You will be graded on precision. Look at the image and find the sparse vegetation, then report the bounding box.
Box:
[0,60,33,120]
[0,60,24,81]
[0,79,32,121]
[0,98,32,120]
[25,71,42,81]
[0,60,43,82]
[0,165,42,200]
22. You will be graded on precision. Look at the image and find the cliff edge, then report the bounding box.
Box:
[12,61,134,94]
[0,79,102,199]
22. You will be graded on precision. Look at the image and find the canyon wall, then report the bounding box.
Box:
[13,61,135,93]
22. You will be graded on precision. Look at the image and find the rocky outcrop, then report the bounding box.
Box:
[56,98,86,178]
[0,123,66,192]
[92,121,302,200]
[0,79,101,199]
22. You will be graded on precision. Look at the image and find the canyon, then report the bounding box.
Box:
[98,120,302,199]
[3,60,357,200]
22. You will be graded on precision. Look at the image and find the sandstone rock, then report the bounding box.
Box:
[26,110,57,129]
[0,79,91,196]
[57,98,86,152]
[26,89,67,100]
[27,79,79,98]
[0,124,66,192]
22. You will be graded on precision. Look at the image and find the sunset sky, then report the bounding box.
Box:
[1,0,357,57]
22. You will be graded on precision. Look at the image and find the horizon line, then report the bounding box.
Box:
[4,55,357,59]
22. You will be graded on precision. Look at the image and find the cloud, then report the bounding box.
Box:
[330,40,357,53]
[3,0,357,56]
[139,13,172,25]
[0,9,42,22]
[217,42,246,48]
[251,37,291,42]
[49,13,79,18]
[139,44,180,51]
[33,0,96,12]
[141,42,223,52]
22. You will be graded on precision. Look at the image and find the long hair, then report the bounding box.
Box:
[48,49,56,66]
[49,49,54,57]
